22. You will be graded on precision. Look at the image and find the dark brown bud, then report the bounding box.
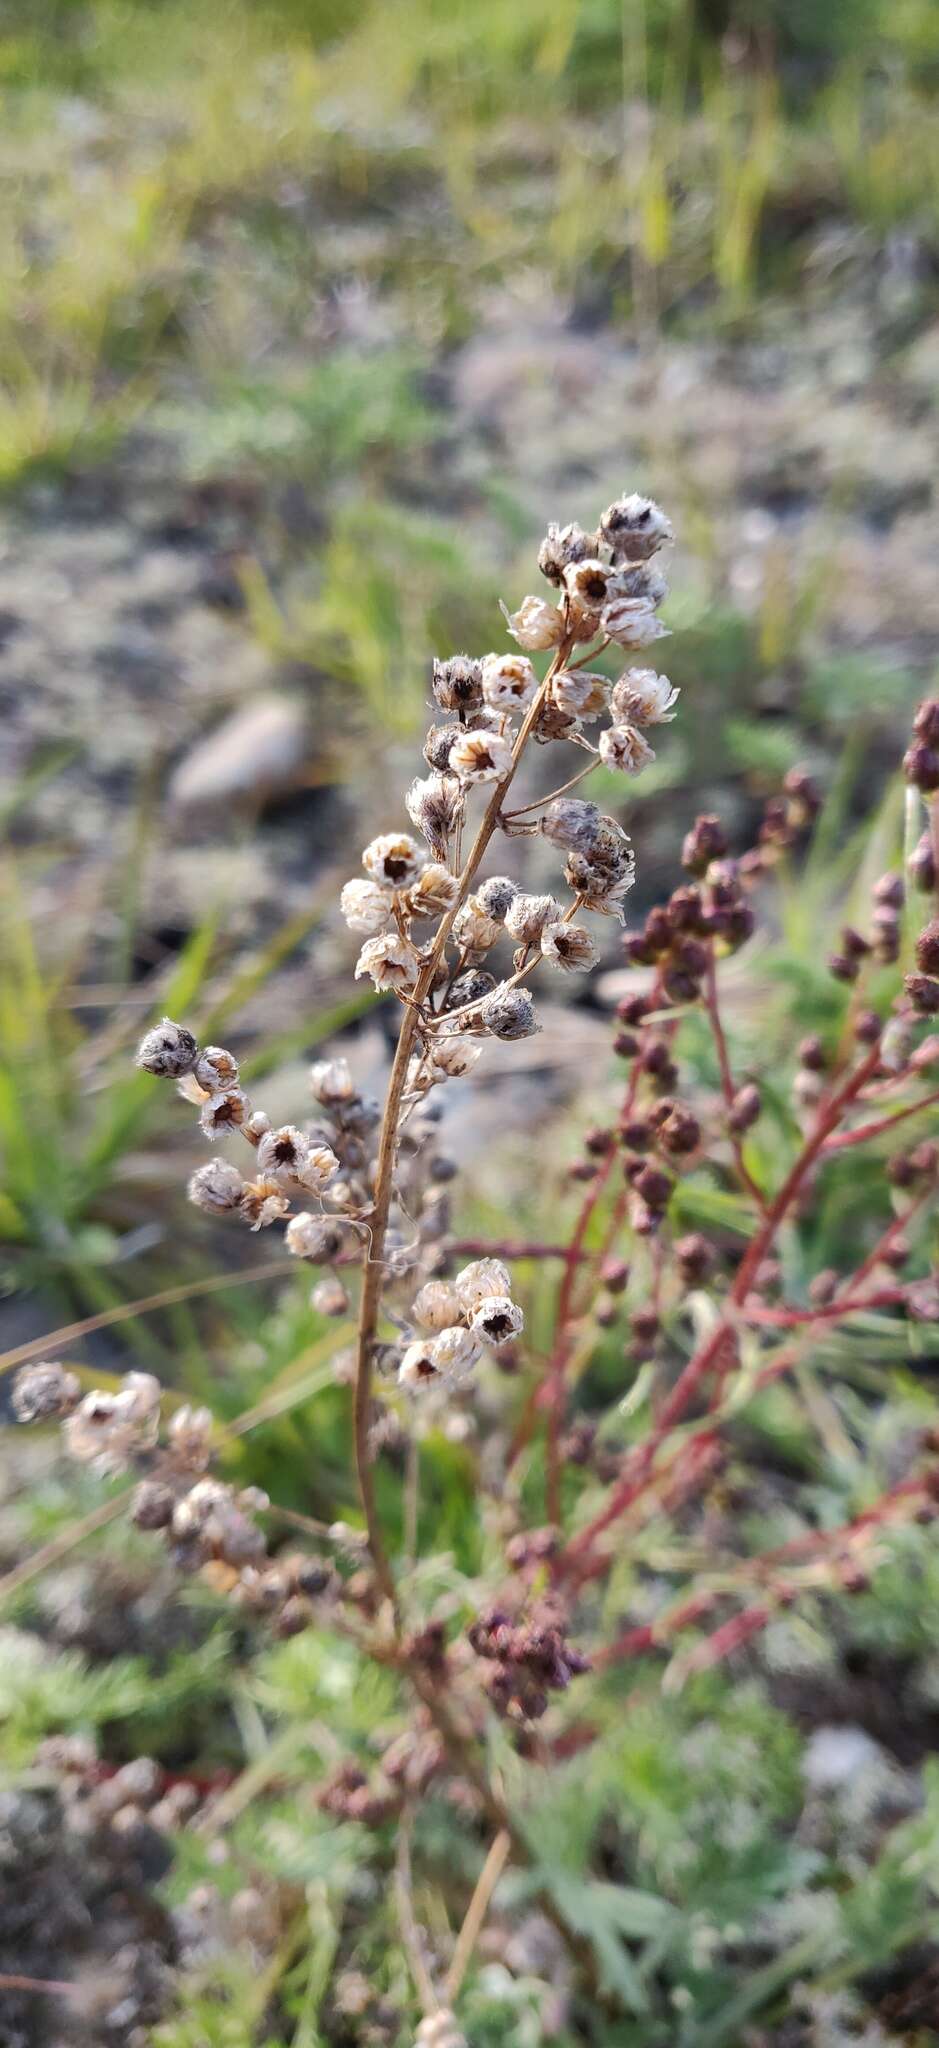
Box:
[828,952,859,984]
[675,1232,713,1284]
[916,920,939,977]
[662,968,702,1006]
[619,1115,652,1151]
[617,994,651,1026]
[909,832,936,894]
[131,1479,176,1531]
[595,1292,619,1327]
[630,1308,659,1355]
[853,1009,882,1046]
[798,1035,826,1071]
[904,742,939,793]
[682,814,728,877]
[659,1105,701,1156]
[625,934,658,967]
[728,1083,760,1134]
[667,885,706,933]
[613,1030,639,1057]
[841,926,871,961]
[905,972,939,1015]
[585,1125,615,1157]
[600,1256,630,1293]
[633,1165,672,1211]
[873,872,904,910]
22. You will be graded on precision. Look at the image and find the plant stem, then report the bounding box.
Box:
[444,1828,511,2004]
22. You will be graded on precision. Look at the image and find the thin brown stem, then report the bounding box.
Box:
[444,1828,511,2004]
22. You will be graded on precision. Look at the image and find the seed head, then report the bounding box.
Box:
[188,1158,245,1213]
[474,875,517,921]
[916,920,939,977]
[481,985,538,1038]
[501,593,565,651]
[12,1360,81,1423]
[168,1403,213,1472]
[452,896,502,952]
[311,1277,349,1318]
[361,832,425,888]
[537,520,595,585]
[64,1372,161,1474]
[239,1176,292,1228]
[428,1034,484,1078]
[599,724,656,775]
[448,728,514,784]
[194,1046,240,1093]
[406,772,463,859]
[563,557,620,613]
[199,1088,249,1139]
[310,1058,356,1106]
[136,1017,198,1078]
[423,722,465,771]
[599,492,673,561]
[540,797,602,851]
[504,891,562,944]
[431,654,483,714]
[285,1212,342,1260]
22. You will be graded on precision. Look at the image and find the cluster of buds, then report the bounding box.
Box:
[13,1361,161,1475]
[467,1603,590,1723]
[397,1257,524,1393]
[318,1719,446,1829]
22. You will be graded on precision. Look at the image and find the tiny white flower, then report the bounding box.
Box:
[340,878,396,934]
[455,1256,512,1309]
[361,832,425,887]
[355,932,422,993]
[611,667,679,725]
[449,729,514,784]
[481,651,539,713]
[501,594,565,651]
[540,920,598,972]
[599,724,656,775]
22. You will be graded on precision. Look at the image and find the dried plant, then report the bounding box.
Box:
[13,498,939,2038]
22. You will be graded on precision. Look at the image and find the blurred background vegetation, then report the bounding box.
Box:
[2,2,939,2043]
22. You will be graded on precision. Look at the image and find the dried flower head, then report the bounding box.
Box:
[504,892,562,944]
[452,896,502,952]
[455,1256,512,1309]
[355,933,422,993]
[13,1360,81,1423]
[599,724,656,775]
[537,520,595,586]
[611,667,679,725]
[475,874,518,919]
[310,1058,356,1106]
[599,492,673,561]
[551,668,611,721]
[540,920,598,972]
[470,1295,524,1345]
[480,985,538,1038]
[412,1279,462,1331]
[199,1088,249,1139]
[406,863,461,918]
[64,1372,161,1474]
[540,798,602,852]
[340,878,395,934]
[431,654,483,714]
[188,1158,245,1213]
[481,651,538,713]
[448,728,514,784]
[136,1017,198,1078]
[600,597,669,649]
[285,1212,343,1261]
[406,773,463,859]
[362,833,425,888]
[501,594,565,651]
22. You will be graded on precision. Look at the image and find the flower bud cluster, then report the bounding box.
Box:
[467,1602,590,1723]
[398,1258,524,1394]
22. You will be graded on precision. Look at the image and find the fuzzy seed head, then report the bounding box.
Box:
[239,1176,292,1229]
[480,985,538,1038]
[428,1035,484,1078]
[310,1058,355,1106]
[599,493,673,561]
[406,773,463,859]
[537,520,595,586]
[136,1017,198,1078]
[540,798,602,852]
[452,897,502,953]
[563,557,618,613]
[13,1360,81,1423]
[431,655,483,714]
[194,1046,239,1092]
[504,891,562,944]
[429,1324,483,1384]
[64,1371,161,1474]
[188,1158,246,1213]
[475,874,518,920]
[340,878,395,935]
[199,1087,250,1139]
[285,1211,342,1261]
